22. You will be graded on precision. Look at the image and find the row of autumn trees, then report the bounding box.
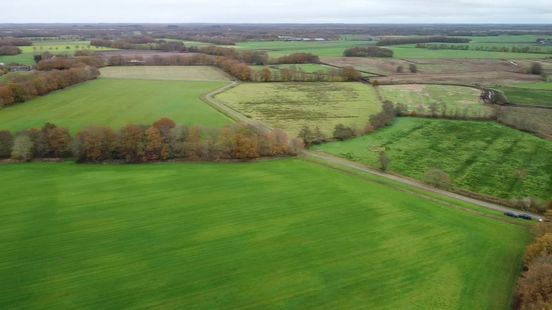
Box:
[516,210,552,310]
[0,37,32,56]
[0,118,303,163]
[106,53,361,82]
[298,101,397,146]
[0,66,99,107]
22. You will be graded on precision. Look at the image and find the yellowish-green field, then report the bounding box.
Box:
[99,66,232,81]
[378,84,494,117]
[216,82,382,137]
[0,78,231,133]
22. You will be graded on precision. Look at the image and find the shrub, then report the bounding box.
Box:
[11,135,33,161]
[0,46,22,56]
[343,46,393,58]
[333,124,356,141]
[0,130,14,158]
[529,62,543,75]
[424,168,453,190]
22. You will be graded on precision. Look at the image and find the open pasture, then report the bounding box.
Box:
[0,78,230,132]
[321,57,411,75]
[0,159,531,309]
[99,66,232,81]
[215,82,381,137]
[378,84,494,118]
[497,86,552,107]
[315,118,552,201]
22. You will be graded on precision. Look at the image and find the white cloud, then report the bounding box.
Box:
[2,0,552,23]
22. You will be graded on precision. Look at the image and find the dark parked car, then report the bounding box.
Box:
[518,214,532,220]
[504,212,518,218]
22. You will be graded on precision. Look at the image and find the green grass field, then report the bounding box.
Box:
[99,66,232,81]
[378,84,494,117]
[0,78,231,132]
[271,63,335,73]
[497,86,552,107]
[510,81,552,90]
[216,82,382,137]
[467,35,552,44]
[315,118,552,200]
[235,40,375,57]
[0,160,531,309]
[390,45,549,60]
[0,40,113,65]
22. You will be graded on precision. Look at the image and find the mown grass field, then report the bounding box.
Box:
[216,82,381,137]
[0,40,113,65]
[315,118,552,200]
[499,106,552,139]
[390,45,549,60]
[378,84,494,117]
[271,63,335,73]
[235,40,375,57]
[0,160,531,309]
[99,66,232,81]
[0,78,230,132]
[497,86,552,107]
[248,64,335,75]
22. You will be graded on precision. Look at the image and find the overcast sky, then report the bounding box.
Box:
[3,0,552,23]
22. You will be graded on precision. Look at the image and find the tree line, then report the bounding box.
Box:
[0,37,32,56]
[297,100,397,147]
[0,37,33,47]
[0,119,303,163]
[0,46,22,56]
[0,66,100,108]
[105,53,360,82]
[343,46,394,57]
[515,209,552,310]
[376,36,470,46]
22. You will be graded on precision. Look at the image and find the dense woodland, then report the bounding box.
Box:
[1,119,303,162]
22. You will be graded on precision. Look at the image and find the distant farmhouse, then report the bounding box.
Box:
[9,65,32,72]
[536,38,552,45]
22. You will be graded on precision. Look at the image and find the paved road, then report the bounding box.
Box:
[203,83,545,221]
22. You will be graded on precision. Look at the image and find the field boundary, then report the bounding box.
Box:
[305,150,545,220]
[202,82,544,220]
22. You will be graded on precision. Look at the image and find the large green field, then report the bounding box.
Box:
[0,40,113,65]
[99,66,232,81]
[0,160,531,309]
[494,82,552,107]
[235,40,375,57]
[315,118,552,200]
[378,84,494,118]
[0,78,231,132]
[390,45,549,60]
[215,82,382,137]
